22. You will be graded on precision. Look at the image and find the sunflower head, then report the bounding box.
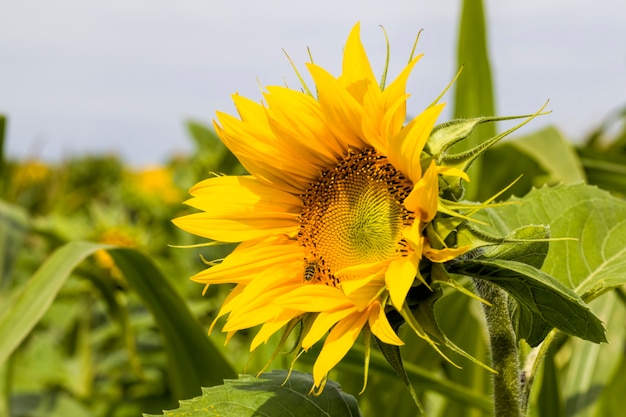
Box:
[173,22,532,392]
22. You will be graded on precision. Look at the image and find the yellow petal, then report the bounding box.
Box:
[437,165,470,182]
[211,283,246,331]
[307,63,366,149]
[173,176,300,242]
[405,161,439,222]
[302,308,354,349]
[273,285,352,312]
[312,310,369,387]
[223,285,301,332]
[263,86,344,160]
[190,237,303,285]
[339,22,378,105]
[220,263,302,330]
[338,264,387,310]
[335,258,389,282]
[388,103,444,182]
[381,54,422,138]
[424,243,472,263]
[174,213,298,243]
[402,223,425,254]
[250,314,299,351]
[368,302,404,346]
[385,253,419,309]
[213,114,311,194]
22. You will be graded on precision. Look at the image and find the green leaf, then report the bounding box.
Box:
[577,147,626,195]
[453,0,496,199]
[507,297,553,349]
[0,241,235,402]
[473,184,626,302]
[316,335,493,414]
[478,141,547,201]
[143,370,362,417]
[0,200,29,291]
[508,126,586,184]
[454,224,559,345]
[592,336,626,417]
[0,241,104,365]
[373,332,425,414]
[449,258,606,345]
[457,224,550,270]
[577,105,626,194]
[561,292,625,417]
[536,347,565,417]
[109,248,237,399]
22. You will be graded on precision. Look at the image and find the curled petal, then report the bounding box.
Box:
[368,302,404,346]
[424,243,472,263]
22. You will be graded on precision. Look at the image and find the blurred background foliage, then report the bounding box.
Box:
[1,0,626,416]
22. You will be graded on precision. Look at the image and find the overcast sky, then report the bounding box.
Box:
[1,0,625,166]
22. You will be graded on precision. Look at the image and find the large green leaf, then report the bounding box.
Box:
[452,224,575,346]
[0,241,103,365]
[472,183,626,302]
[109,248,236,399]
[0,241,235,402]
[144,370,362,417]
[477,125,586,201]
[508,126,586,184]
[449,258,605,346]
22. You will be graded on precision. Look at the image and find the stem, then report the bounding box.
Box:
[474,280,522,417]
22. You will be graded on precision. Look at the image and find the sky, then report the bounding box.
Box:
[1,0,625,166]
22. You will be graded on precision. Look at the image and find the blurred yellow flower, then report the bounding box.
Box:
[94,229,138,280]
[174,23,469,390]
[13,160,50,189]
[131,165,181,205]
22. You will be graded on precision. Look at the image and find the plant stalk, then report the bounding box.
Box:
[474,280,523,417]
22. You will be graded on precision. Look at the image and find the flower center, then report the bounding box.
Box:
[298,147,414,285]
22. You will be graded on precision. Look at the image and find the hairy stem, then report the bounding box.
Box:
[474,280,522,417]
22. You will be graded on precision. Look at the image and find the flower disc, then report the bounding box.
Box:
[298,147,413,285]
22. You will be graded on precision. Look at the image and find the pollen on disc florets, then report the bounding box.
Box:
[298,147,415,286]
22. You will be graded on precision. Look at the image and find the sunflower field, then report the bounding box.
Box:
[2,1,626,417]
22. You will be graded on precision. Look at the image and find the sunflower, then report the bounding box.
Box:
[173,22,471,390]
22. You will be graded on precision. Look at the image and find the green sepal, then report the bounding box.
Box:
[426,115,531,159]
[412,264,496,373]
[431,106,547,199]
[373,315,426,414]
